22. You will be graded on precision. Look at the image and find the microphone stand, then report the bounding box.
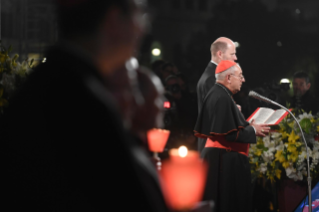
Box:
[250,94,312,211]
[282,105,312,212]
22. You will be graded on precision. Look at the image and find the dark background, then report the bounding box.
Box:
[140,0,319,96]
[2,0,319,95]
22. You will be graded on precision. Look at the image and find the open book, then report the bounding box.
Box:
[246,107,291,125]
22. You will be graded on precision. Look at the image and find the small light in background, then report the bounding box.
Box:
[296,9,300,14]
[280,78,291,91]
[42,57,46,63]
[277,41,282,47]
[152,48,161,56]
[178,146,188,158]
[280,78,290,84]
[164,101,171,109]
[234,41,240,48]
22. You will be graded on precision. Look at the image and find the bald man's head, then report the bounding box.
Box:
[210,37,237,63]
[214,37,234,45]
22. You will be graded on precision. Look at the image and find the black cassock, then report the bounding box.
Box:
[196,62,217,153]
[194,83,256,212]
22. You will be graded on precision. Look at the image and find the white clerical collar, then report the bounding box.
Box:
[210,60,218,66]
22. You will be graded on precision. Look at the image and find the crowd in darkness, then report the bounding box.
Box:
[151,59,198,152]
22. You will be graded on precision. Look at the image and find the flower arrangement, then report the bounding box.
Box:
[0,42,33,113]
[249,111,319,183]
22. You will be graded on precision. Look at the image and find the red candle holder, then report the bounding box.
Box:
[147,128,170,170]
[159,148,208,211]
[147,128,170,152]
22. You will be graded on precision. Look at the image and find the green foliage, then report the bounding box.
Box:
[0,42,33,113]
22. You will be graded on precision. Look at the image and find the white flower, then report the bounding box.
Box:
[295,171,303,181]
[276,141,285,151]
[300,149,307,159]
[262,151,274,163]
[263,137,276,152]
[0,73,16,95]
[307,147,313,157]
[273,137,282,145]
[268,146,276,153]
[257,163,268,174]
[263,136,270,143]
[249,144,256,151]
[271,132,282,139]
[12,61,31,76]
[286,165,296,177]
[296,162,306,171]
[298,112,313,121]
[286,165,304,181]
[312,151,319,160]
[313,142,319,152]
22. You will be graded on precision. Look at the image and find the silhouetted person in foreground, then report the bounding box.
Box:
[1,0,169,211]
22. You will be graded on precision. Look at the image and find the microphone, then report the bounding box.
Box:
[248,91,280,107]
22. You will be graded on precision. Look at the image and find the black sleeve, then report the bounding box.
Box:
[225,125,256,144]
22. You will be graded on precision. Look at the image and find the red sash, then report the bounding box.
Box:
[205,136,249,156]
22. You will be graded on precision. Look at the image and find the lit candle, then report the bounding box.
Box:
[159,146,207,211]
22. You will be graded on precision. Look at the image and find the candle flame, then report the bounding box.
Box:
[178,146,188,158]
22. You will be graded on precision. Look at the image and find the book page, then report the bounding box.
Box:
[249,107,274,124]
[265,109,287,125]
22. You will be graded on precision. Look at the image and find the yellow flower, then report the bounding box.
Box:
[311,117,316,123]
[288,121,295,128]
[0,87,8,107]
[317,126,319,132]
[288,151,299,162]
[256,138,263,145]
[282,132,289,139]
[268,175,275,183]
[275,169,282,179]
[250,145,257,152]
[287,144,297,153]
[255,149,262,156]
[279,129,289,139]
[275,150,286,163]
[282,161,290,168]
[288,130,299,144]
[0,53,8,64]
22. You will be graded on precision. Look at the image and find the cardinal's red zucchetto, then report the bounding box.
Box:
[215,60,237,74]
